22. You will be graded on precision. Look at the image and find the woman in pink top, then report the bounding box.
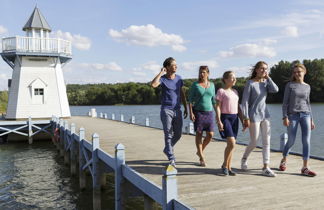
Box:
[216,71,244,176]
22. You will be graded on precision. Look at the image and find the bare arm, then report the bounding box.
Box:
[181,87,188,119]
[238,104,248,131]
[215,100,224,131]
[151,68,166,88]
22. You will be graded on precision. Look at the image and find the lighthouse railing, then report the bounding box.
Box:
[1,36,72,56]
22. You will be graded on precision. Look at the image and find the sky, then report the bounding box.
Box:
[1,0,324,90]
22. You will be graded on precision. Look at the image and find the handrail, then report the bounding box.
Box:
[1,36,72,56]
[51,116,193,210]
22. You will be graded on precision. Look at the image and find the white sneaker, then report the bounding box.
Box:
[241,158,248,170]
[169,160,176,168]
[262,167,276,177]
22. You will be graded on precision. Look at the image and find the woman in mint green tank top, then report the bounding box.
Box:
[189,66,217,167]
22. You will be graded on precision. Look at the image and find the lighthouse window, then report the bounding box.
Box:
[34,88,44,95]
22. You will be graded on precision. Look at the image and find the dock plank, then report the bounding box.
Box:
[67,116,324,210]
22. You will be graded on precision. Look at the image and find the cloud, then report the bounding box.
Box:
[0,25,7,34]
[130,61,160,78]
[62,61,124,84]
[219,43,276,58]
[0,72,9,90]
[80,62,123,71]
[282,26,299,37]
[260,39,278,45]
[230,10,323,31]
[132,71,147,76]
[53,30,91,50]
[109,24,187,52]
[226,66,251,77]
[181,60,218,71]
[142,61,161,72]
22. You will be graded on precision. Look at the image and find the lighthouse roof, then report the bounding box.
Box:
[23,7,51,32]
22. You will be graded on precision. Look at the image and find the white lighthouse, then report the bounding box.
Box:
[0,7,72,119]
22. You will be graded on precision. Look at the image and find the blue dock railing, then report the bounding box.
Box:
[51,116,194,210]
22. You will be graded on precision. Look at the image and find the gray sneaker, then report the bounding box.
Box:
[221,166,229,176]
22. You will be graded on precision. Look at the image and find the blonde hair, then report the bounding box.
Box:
[291,63,307,81]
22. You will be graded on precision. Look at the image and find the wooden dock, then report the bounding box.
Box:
[66,116,324,210]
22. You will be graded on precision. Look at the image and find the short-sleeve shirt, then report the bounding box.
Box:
[160,74,183,110]
[216,88,239,114]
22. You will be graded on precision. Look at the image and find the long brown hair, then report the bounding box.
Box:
[291,63,307,82]
[198,66,210,82]
[250,61,267,79]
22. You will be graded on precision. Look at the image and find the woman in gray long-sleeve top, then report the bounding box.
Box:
[240,61,279,177]
[279,63,316,177]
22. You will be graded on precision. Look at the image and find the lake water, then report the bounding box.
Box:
[71,104,324,158]
[0,142,116,209]
[1,104,323,209]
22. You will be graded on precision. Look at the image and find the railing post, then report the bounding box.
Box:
[189,122,194,135]
[70,123,77,176]
[64,121,70,165]
[55,117,60,151]
[79,127,86,190]
[59,119,65,157]
[51,116,56,142]
[92,133,102,210]
[130,116,135,124]
[120,114,124,122]
[104,113,108,119]
[115,143,125,210]
[145,117,150,127]
[280,133,288,152]
[112,113,115,120]
[162,165,178,210]
[28,117,33,144]
[91,108,97,118]
[100,113,103,118]
[52,117,59,150]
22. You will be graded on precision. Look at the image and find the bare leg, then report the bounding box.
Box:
[303,159,308,168]
[223,137,236,169]
[196,131,213,166]
[195,131,203,161]
[202,131,213,151]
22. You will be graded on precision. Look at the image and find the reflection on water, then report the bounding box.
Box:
[0,142,112,209]
[0,142,154,210]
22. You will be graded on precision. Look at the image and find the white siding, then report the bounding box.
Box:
[6,56,71,119]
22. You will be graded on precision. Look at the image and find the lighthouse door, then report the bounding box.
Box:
[33,88,44,104]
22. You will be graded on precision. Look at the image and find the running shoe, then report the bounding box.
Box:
[241,158,248,170]
[301,167,316,177]
[228,170,237,176]
[262,168,276,177]
[279,160,286,171]
[221,166,229,176]
[169,160,176,168]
